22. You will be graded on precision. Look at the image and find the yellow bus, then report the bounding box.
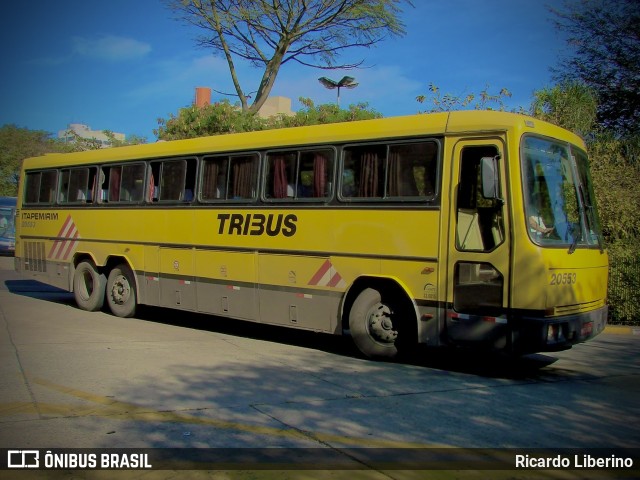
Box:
[14,111,608,358]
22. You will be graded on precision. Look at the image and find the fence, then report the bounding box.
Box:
[608,254,640,325]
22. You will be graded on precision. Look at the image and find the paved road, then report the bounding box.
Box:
[1,256,639,476]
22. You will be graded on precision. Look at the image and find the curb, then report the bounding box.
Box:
[604,325,640,336]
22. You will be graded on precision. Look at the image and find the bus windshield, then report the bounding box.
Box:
[522,136,603,251]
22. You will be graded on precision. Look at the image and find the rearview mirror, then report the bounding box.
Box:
[481,156,500,199]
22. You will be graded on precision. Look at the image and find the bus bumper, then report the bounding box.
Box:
[513,305,608,354]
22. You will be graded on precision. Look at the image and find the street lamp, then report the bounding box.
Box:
[318,76,359,107]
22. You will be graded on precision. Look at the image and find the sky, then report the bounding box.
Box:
[0,0,570,141]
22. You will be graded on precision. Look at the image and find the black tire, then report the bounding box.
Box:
[73,260,106,312]
[349,288,400,359]
[106,263,137,318]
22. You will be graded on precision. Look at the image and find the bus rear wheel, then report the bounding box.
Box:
[349,288,400,359]
[106,263,137,318]
[73,260,106,312]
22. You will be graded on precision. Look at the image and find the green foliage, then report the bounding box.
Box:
[416,83,513,112]
[155,98,382,140]
[550,0,640,135]
[0,125,147,197]
[530,82,598,138]
[588,136,640,323]
[57,130,147,152]
[0,125,57,196]
[607,240,640,325]
[271,98,381,128]
[106,132,148,148]
[155,100,268,140]
[167,0,411,114]
[588,132,640,244]
[528,81,640,324]
[528,82,640,245]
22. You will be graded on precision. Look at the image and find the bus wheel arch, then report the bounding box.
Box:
[343,277,418,359]
[104,256,138,318]
[72,256,106,312]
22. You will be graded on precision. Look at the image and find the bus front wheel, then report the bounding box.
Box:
[106,263,137,318]
[349,288,400,359]
[73,260,106,312]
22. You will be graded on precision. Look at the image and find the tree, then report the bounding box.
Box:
[155,97,381,140]
[0,126,147,197]
[106,132,148,148]
[155,100,268,140]
[272,97,381,127]
[166,0,411,114]
[57,130,147,151]
[529,81,598,139]
[0,125,57,196]
[550,0,640,135]
[415,84,513,113]
[528,82,640,245]
[528,81,640,324]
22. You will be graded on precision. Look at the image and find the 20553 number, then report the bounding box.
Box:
[550,272,577,285]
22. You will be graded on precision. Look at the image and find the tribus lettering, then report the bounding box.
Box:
[217,213,297,237]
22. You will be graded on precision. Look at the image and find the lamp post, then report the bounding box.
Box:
[318,76,359,107]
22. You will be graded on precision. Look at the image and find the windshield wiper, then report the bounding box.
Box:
[568,223,582,254]
[569,185,586,254]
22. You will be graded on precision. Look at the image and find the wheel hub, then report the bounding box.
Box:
[111,276,130,304]
[367,303,398,343]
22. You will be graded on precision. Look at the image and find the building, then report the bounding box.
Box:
[194,87,293,118]
[58,123,126,148]
[257,96,293,118]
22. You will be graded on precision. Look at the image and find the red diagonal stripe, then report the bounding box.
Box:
[308,259,331,286]
[49,215,79,259]
[48,240,62,259]
[327,272,343,288]
[57,214,73,237]
[61,228,80,260]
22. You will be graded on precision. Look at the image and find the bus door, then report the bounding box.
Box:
[445,139,511,349]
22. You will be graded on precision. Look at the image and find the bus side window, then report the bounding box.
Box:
[87,167,97,202]
[201,156,228,201]
[24,172,41,204]
[266,152,296,199]
[148,163,161,202]
[265,149,333,200]
[387,142,438,199]
[40,170,58,204]
[99,167,119,203]
[159,160,185,201]
[70,168,90,202]
[59,167,91,203]
[342,145,385,198]
[121,164,146,202]
[25,171,58,205]
[183,158,197,202]
[229,154,258,200]
[300,149,332,199]
[58,170,70,203]
[108,166,122,202]
[99,168,108,202]
[456,146,504,251]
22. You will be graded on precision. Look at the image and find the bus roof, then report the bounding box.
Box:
[23,110,585,168]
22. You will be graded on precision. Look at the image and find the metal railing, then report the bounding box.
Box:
[608,256,640,325]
